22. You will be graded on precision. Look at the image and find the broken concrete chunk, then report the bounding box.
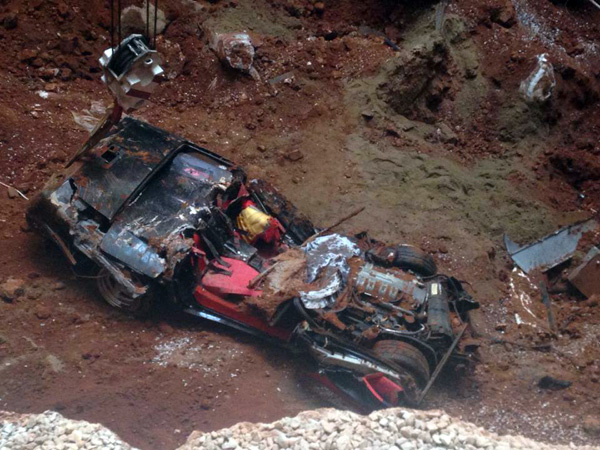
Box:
[519,54,555,103]
[211,32,259,79]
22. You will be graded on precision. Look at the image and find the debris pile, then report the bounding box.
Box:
[3,408,600,450]
[0,411,135,450]
[180,407,600,450]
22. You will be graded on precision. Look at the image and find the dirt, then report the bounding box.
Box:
[1,0,600,449]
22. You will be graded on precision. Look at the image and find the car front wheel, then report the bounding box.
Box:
[96,268,152,316]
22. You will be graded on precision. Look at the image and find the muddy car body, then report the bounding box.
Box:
[27,117,478,407]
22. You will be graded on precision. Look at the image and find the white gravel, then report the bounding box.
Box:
[179,408,600,450]
[0,410,135,450]
[2,407,599,450]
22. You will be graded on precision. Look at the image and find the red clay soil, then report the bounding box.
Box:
[1,0,600,449]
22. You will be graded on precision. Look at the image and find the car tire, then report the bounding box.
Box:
[372,340,431,388]
[96,268,152,317]
[394,245,437,277]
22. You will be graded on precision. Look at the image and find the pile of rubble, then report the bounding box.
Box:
[0,411,134,450]
[180,408,600,450]
[2,407,599,450]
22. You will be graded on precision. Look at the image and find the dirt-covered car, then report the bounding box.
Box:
[27,117,479,407]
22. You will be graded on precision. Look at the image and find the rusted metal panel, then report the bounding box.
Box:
[71,117,184,220]
[568,247,600,298]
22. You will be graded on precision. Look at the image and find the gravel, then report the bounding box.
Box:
[179,408,600,450]
[0,410,135,450]
[2,407,599,450]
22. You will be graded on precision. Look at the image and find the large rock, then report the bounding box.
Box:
[121,2,166,39]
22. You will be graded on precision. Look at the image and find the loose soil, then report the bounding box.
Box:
[1,0,600,449]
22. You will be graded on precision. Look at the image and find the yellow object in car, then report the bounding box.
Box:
[237,205,273,243]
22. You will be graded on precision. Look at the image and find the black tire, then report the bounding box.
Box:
[96,269,153,317]
[373,340,431,388]
[395,245,437,277]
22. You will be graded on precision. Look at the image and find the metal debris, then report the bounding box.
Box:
[504,218,599,273]
[300,234,360,309]
[99,34,164,113]
[568,246,600,298]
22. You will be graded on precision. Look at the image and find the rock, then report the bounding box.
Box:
[200,400,212,410]
[322,420,336,434]
[582,294,599,308]
[6,186,19,198]
[158,322,174,334]
[361,111,375,120]
[35,305,52,320]
[2,13,18,29]
[39,67,60,80]
[0,277,25,302]
[489,0,516,28]
[285,150,304,162]
[51,281,66,291]
[582,416,600,437]
[44,82,58,92]
[57,2,69,17]
[121,3,166,38]
[399,441,415,450]
[19,48,39,62]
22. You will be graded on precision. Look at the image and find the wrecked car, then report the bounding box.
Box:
[27,117,478,407]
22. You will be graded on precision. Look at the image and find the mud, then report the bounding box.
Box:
[1,0,600,449]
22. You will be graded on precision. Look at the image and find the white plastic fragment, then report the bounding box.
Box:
[71,101,107,133]
[519,53,556,103]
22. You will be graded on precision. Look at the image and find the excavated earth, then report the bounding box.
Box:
[0,0,600,449]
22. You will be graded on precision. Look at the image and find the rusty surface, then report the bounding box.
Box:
[71,117,183,221]
[322,311,347,330]
[568,247,600,298]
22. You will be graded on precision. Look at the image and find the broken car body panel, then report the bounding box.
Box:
[504,218,599,273]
